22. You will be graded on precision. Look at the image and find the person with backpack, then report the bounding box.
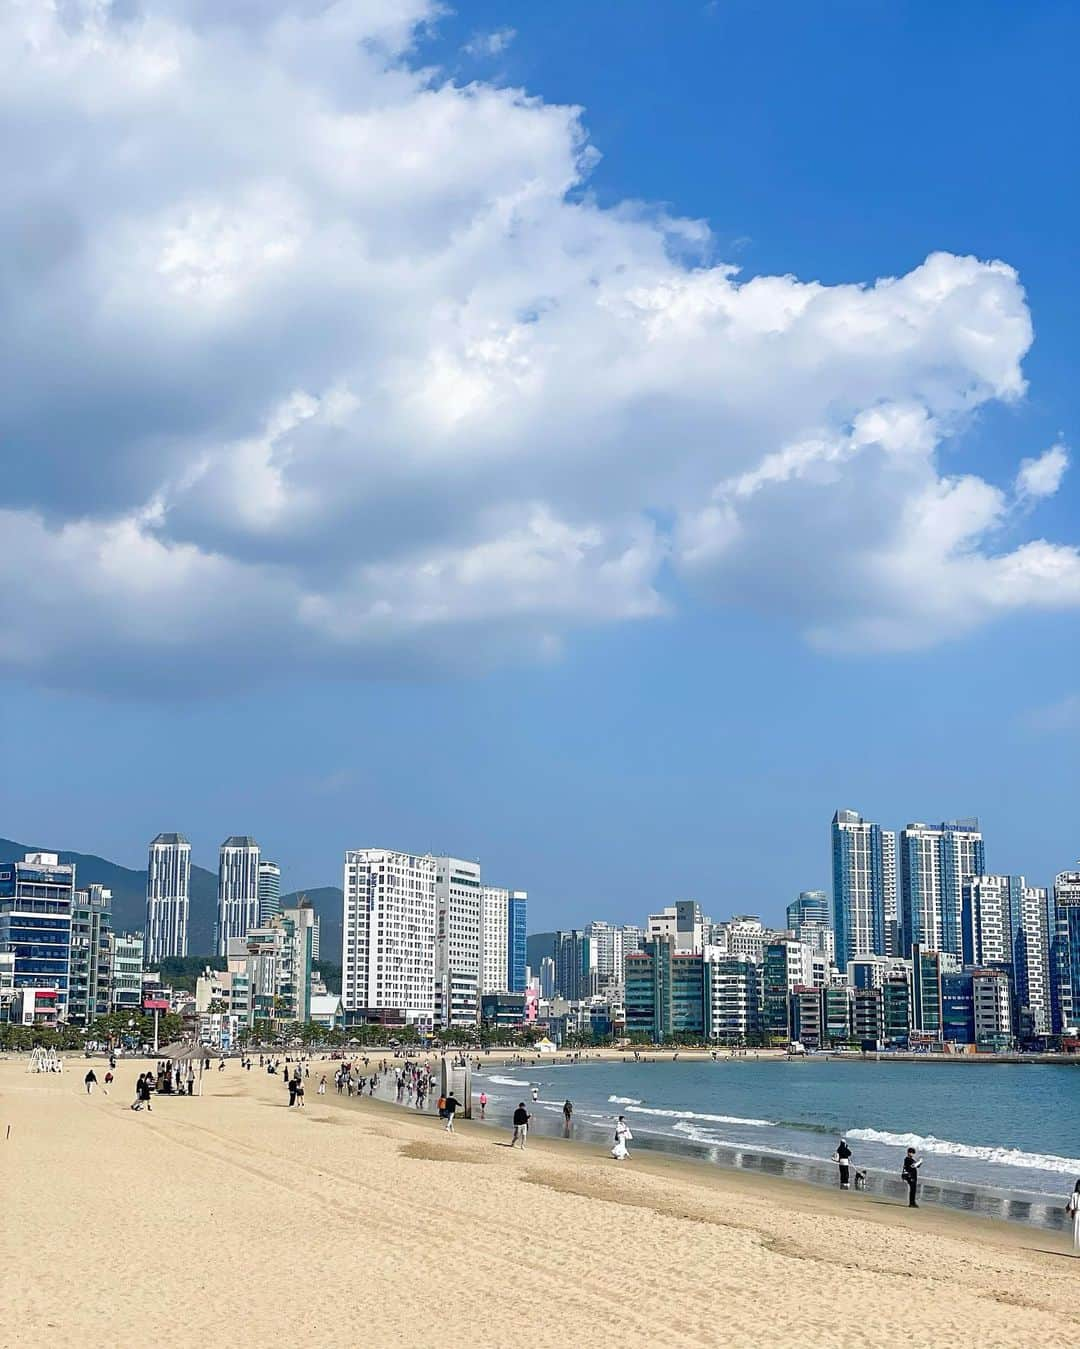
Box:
[902,1146,921,1207]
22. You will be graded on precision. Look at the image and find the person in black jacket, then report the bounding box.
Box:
[902,1147,921,1207]
[511,1103,530,1149]
[835,1138,852,1188]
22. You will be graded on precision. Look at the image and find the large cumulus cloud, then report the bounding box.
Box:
[2,0,1077,693]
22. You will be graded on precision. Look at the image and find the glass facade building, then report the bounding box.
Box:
[0,852,76,1018]
[507,891,527,993]
[832,811,897,970]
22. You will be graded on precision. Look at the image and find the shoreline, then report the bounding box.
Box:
[4,1056,1077,1348]
[348,1061,1072,1232]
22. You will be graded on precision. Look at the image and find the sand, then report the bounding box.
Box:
[2,1056,1077,1348]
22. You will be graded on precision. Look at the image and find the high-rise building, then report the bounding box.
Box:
[538,955,556,1000]
[145,833,191,964]
[526,931,558,974]
[257,860,281,925]
[507,891,527,993]
[216,837,261,957]
[899,819,984,961]
[278,900,316,1024]
[787,890,829,927]
[584,921,617,979]
[434,857,482,1028]
[911,945,943,1037]
[703,952,760,1043]
[342,849,437,1026]
[480,885,509,994]
[962,874,1052,1037]
[762,939,815,1043]
[1050,871,1080,1036]
[108,932,144,1011]
[624,938,705,1042]
[555,929,597,1001]
[0,851,76,1018]
[972,967,1013,1051]
[832,811,897,969]
[69,884,112,1025]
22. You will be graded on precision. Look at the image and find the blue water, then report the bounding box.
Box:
[468,1057,1080,1228]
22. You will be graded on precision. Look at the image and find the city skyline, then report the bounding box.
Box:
[4,800,1080,939]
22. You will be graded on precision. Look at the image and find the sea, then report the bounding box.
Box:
[431,1056,1079,1230]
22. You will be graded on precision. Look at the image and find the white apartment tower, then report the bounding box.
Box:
[216,836,261,957]
[145,832,191,963]
[480,885,509,994]
[435,857,482,1027]
[342,849,437,1025]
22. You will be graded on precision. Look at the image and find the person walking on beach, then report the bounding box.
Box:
[138,1073,153,1112]
[84,1068,97,1095]
[562,1100,573,1136]
[288,1075,298,1107]
[318,1074,327,1096]
[478,1091,488,1119]
[612,1116,633,1160]
[1066,1179,1080,1251]
[443,1093,460,1133]
[512,1103,530,1148]
[531,1086,539,1103]
[834,1138,853,1189]
[902,1147,921,1207]
[295,1077,305,1108]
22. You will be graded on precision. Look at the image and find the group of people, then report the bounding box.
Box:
[833,1137,920,1205]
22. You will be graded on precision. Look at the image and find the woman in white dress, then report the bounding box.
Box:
[1067,1179,1080,1251]
[612,1115,633,1160]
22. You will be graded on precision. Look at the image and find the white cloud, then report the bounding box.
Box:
[0,0,1076,693]
[1015,442,1069,501]
[464,28,516,59]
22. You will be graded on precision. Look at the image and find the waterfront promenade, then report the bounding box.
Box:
[2,1056,1077,1348]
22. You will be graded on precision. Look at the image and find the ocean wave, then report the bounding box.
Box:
[846,1128,1080,1175]
[670,1120,822,1162]
[625,1104,775,1128]
[608,1095,643,1105]
[487,1075,530,1087]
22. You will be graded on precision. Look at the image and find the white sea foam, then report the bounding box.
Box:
[608,1095,643,1105]
[487,1075,530,1087]
[670,1120,821,1162]
[846,1127,1080,1176]
[625,1104,775,1128]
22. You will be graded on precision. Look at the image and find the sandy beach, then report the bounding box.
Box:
[2,1056,1077,1349]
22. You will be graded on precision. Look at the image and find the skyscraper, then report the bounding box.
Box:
[831,811,897,970]
[434,857,482,1027]
[342,849,437,1026]
[506,890,527,993]
[1050,871,1080,1036]
[899,819,984,961]
[216,837,261,957]
[145,833,191,963]
[960,872,1051,1034]
[786,890,829,928]
[257,860,281,925]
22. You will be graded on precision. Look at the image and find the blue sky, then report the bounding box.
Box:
[1,2,1077,928]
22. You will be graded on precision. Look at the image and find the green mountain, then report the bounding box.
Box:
[0,838,341,963]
